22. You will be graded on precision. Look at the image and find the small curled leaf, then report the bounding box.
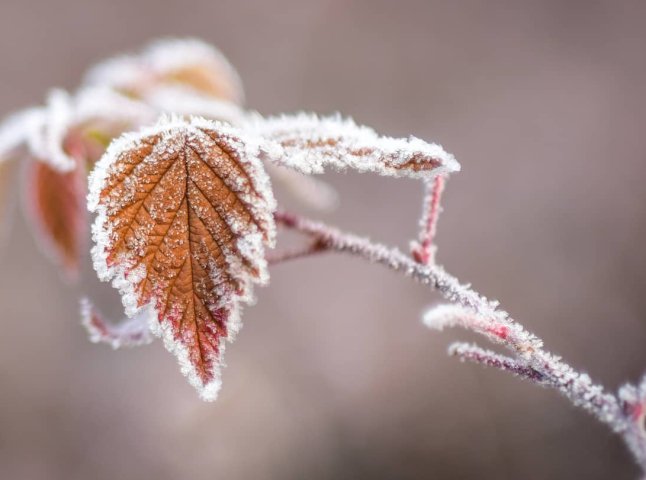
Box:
[248,113,460,180]
[89,116,276,400]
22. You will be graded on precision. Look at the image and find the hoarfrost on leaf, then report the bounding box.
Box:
[247,112,460,180]
[88,116,276,400]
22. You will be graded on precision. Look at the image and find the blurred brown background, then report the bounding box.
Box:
[1,0,646,478]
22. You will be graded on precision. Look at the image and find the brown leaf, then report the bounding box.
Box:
[25,158,87,278]
[89,117,276,399]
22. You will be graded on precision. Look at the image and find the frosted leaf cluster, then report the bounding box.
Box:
[1,38,462,401]
[2,36,646,474]
[0,38,248,172]
[0,38,256,278]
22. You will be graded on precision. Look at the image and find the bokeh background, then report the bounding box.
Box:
[1,1,646,478]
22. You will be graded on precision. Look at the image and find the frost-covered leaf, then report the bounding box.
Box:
[83,38,244,105]
[81,297,154,349]
[25,157,87,278]
[89,116,276,400]
[248,113,460,180]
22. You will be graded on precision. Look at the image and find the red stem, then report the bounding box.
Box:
[412,175,445,264]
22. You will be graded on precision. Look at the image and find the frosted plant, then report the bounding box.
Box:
[0,38,644,476]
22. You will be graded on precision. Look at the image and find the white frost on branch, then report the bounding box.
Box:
[618,374,646,470]
[247,112,460,180]
[275,211,646,470]
[448,342,547,383]
[424,303,623,430]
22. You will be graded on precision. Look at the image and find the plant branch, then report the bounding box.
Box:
[267,238,328,265]
[273,208,646,474]
[411,174,445,264]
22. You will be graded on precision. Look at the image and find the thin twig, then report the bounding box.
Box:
[448,342,546,383]
[267,238,328,265]
[411,174,445,264]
